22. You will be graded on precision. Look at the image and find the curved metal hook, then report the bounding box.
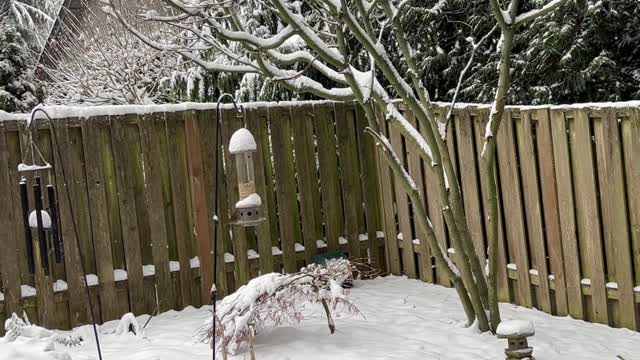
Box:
[28,106,53,131]
[216,93,242,116]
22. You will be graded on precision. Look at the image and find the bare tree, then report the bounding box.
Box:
[103,0,566,332]
[41,6,192,105]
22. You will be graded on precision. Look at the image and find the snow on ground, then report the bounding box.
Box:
[2,276,640,360]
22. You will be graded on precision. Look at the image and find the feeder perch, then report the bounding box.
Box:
[229,128,264,227]
[496,320,535,360]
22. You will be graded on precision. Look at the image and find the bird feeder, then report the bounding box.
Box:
[228,128,264,227]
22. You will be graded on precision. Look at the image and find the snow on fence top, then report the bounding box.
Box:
[0,100,338,122]
[1,100,638,123]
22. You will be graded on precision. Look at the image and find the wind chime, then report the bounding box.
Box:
[18,115,63,277]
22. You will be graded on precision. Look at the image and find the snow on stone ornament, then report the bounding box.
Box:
[496,320,535,360]
[229,128,264,227]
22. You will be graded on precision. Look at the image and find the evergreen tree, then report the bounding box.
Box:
[394,0,640,105]
[0,22,40,112]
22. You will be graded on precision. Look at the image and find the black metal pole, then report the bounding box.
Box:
[19,179,35,274]
[37,108,103,360]
[47,184,63,263]
[33,176,49,275]
[213,94,242,360]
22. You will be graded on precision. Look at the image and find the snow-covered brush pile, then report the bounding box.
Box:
[196,258,363,357]
[3,313,83,347]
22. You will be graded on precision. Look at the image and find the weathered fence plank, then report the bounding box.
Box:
[571,110,608,325]
[593,110,636,330]
[534,109,568,316]
[377,115,401,275]
[165,112,195,308]
[335,103,362,260]
[138,114,175,312]
[455,110,486,265]
[81,118,118,322]
[517,111,552,313]
[421,117,450,287]
[314,104,344,253]
[109,116,146,315]
[269,106,302,273]
[389,119,417,278]
[354,106,379,265]
[0,126,21,320]
[291,105,320,263]
[404,111,429,281]
[185,110,215,302]
[621,110,640,299]
[473,110,509,303]
[550,109,584,320]
[49,121,88,326]
[64,122,101,324]
[496,111,532,307]
[245,108,275,274]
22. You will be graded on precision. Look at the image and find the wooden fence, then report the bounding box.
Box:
[381,103,640,331]
[0,101,639,334]
[0,101,384,334]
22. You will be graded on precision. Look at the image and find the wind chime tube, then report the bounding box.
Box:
[34,176,50,276]
[47,184,62,263]
[19,179,36,274]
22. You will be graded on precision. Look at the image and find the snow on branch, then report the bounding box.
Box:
[368,130,419,192]
[266,49,346,84]
[444,25,499,135]
[385,104,433,164]
[366,128,461,279]
[514,0,567,26]
[272,0,345,67]
[196,259,363,357]
[489,0,510,30]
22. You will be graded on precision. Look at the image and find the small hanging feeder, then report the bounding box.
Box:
[228,128,264,227]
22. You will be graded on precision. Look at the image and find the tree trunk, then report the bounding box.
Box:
[485,26,516,331]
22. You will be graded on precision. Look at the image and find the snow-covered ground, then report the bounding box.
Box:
[2,276,639,359]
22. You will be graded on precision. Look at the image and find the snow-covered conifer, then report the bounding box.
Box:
[0,21,40,112]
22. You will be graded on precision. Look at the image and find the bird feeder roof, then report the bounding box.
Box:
[229,128,257,154]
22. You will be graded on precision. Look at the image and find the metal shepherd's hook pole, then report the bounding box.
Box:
[213,94,242,360]
[33,107,104,360]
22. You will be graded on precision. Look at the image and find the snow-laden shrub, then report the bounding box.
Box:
[196,258,361,356]
[0,22,40,112]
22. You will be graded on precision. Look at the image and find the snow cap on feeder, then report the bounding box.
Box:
[229,128,264,227]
